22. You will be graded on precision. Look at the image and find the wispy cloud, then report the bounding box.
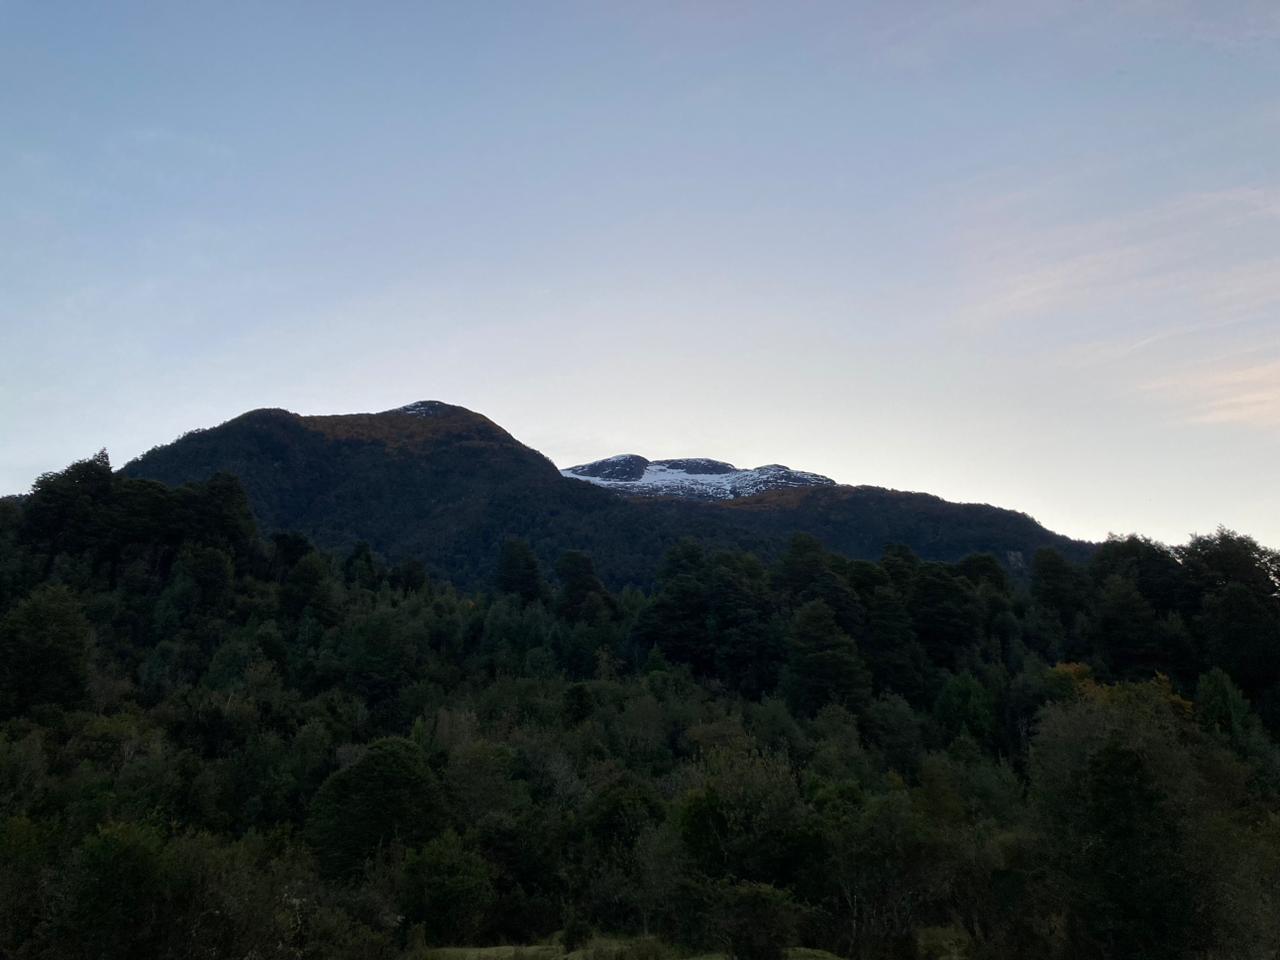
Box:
[1147,355,1280,427]
[1135,0,1280,46]
[936,174,1280,430]
[948,187,1280,334]
[834,0,1280,71]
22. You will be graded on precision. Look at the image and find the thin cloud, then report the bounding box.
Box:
[949,187,1280,332]
[942,180,1280,431]
[1148,355,1280,427]
[839,0,1280,70]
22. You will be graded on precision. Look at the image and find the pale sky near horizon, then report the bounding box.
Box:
[2,2,1278,547]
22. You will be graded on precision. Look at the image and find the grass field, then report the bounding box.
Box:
[416,942,848,960]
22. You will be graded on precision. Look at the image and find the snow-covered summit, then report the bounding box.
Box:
[562,455,836,501]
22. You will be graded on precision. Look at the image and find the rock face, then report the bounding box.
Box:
[562,454,837,501]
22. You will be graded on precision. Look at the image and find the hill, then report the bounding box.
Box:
[121,400,1092,584]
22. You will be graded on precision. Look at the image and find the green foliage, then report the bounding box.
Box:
[0,584,91,716]
[1032,679,1280,959]
[1091,574,1164,678]
[1071,740,1200,958]
[634,545,781,697]
[933,672,995,743]
[44,821,168,960]
[403,830,496,944]
[583,773,663,858]
[556,551,617,623]
[496,539,547,604]
[1,454,1278,959]
[1032,547,1091,622]
[1197,667,1252,742]
[908,563,982,670]
[307,737,442,877]
[1199,582,1280,696]
[715,882,797,960]
[783,600,871,717]
[862,585,930,705]
[862,693,925,776]
[819,788,950,957]
[0,815,46,951]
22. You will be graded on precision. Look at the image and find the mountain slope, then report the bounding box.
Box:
[122,401,1093,584]
[121,401,606,581]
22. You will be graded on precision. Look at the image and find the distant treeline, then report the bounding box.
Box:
[1,452,1278,959]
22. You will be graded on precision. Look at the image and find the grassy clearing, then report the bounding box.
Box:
[419,947,562,960]
[417,941,848,960]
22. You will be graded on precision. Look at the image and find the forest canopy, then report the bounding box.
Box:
[1,453,1279,959]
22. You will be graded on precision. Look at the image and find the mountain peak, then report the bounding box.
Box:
[562,454,836,501]
[386,400,463,418]
[295,400,518,451]
[122,400,1091,585]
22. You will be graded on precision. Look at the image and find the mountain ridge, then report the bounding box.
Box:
[121,400,1094,584]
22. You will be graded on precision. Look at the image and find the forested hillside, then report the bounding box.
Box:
[120,403,1092,586]
[2,453,1279,959]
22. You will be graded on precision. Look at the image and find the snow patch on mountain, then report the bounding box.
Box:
[562,455,837,501]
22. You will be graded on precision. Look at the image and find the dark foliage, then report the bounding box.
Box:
[2,455,1278,959]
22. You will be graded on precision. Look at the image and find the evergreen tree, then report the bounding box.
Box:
[0,584,90,716]
[496,538,546,604]
[784,599,871,716]
[863,585,930,704]
[1092,574,1161,678]
[555,550,617,622]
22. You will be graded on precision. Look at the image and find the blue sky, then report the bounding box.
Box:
[2,1,1278,546]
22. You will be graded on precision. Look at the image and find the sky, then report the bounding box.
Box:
[2,1,1278,547]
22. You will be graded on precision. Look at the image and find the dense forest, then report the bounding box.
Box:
[3,452,1280,959]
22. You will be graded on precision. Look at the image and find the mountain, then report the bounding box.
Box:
[120,400,608,581]
[121,400,1093,584]
[562,454,836,500]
